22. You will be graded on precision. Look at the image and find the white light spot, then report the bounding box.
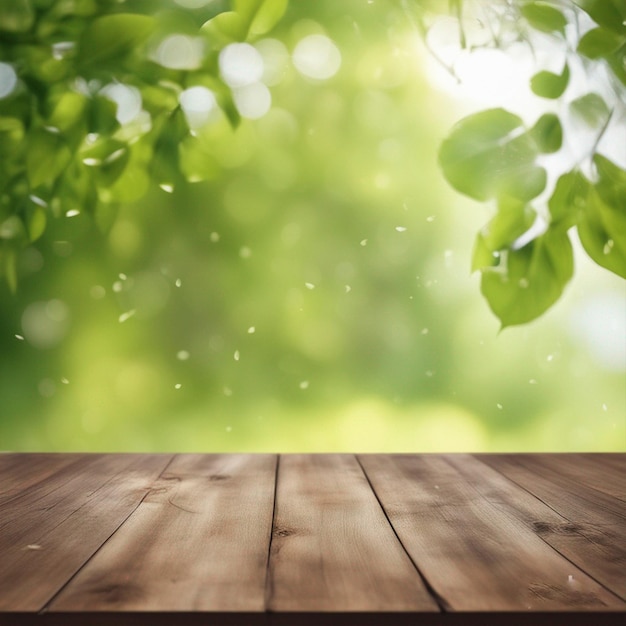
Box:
[226,425,232,432]
[119,273,127,281]
[529,378,538,385]
[233,82,272,119]
[61,377,69,385]
[156,35,204,70]
[177,350,190,361]
[0,62,17,99]
[118,309,136,323]
[112,281,123,293]
[15,334,24,340]
[255,38,289,86]
[100,83,142,125]
[219,43,264,88]
[65,209,80,218]
[360,239,368,246]
[421,328,429,335]
[29,195,47,208]
[293,34,341,80]
[602,403,608,411]
[305,282,315,290]
[345,285,351,293]
[568,575,574,583]
[426,215,435,222]
[497,403,503,409]
[299,380,309,390]
[247,326,255,334]
[26,544,42,551]
[52,41,74,60]
[160,183,174,193]
[174,383,182,390]
[395,226,407,232]
[175,278,182,288]
[547,354,554,362]
[234,350,240,361]
[210,232,220,242]
[179,86,217,128]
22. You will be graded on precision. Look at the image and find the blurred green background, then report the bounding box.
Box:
[1,0,624,452]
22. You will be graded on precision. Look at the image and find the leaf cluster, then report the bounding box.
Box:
[433,0,626,326]
[0,0,286,291]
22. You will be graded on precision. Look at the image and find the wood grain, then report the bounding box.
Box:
[267,454,439,612]
[359,453,625,611]
[49,454,277,612]
[0,454,172,611]
[476,453,626,599]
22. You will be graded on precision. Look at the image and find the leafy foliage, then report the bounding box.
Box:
[427,0,626,326]
[0,0,286,291]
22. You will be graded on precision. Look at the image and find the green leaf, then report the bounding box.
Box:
[439,108,546,202]
[0,117,25,158]
[0,0,35,33]
[481,226,574,327]
[235,0,288,37]
[26,130,72,189]
[472,197,536,271]
[202,11,248,44]
[0,244,18,294]
[574,0,626,35]
[48,92,88,133]
[521,2,567,35]
[594,154,626,211]
[577,27,624,59]
[24,199,46,242]
[578,188,626,279]
[569,92,610,127]
[529,113,562,153]
[530,64,569,99]
[88,96,119,135]
[78,14,155,68]
[80,138,130,187]
[548,170,589,226]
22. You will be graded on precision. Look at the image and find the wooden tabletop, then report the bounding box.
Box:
[0,453,624,625]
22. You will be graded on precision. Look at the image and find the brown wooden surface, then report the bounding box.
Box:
[0,453,624,624]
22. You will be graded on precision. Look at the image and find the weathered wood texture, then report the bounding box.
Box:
[0,452,624,623]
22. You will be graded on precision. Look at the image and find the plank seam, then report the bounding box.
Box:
[355,455,449,613]
[264,454,280,612]
[37,454,177,615]
[471,455,626,605]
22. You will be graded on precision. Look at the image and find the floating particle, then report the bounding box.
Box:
[529,379,538,385]
[234,350,240,361]
[119,273,127,281]
[434,485,440,490]
[66,209,80,218]
[360,239,368,246]
[497,403,503,409]
[421,328,429,335]
[547,354,554,362]
[395,226,407,232]
[118,309,136,323]
[602,403,608,411]
[568,575,574,583]
[112,281,123,293]
[61,377,69,385]
[299,380,309,390]
[210,232,220,242]
[26,544,42,550]
[177,350,190,361]
[174,383,182,390]
[247,326,255,334]
[345,285,351,293]
[175,278,182,288]
[239,246,252,259]
[305,282,315,290]
[226,426,232,432]
[426,215,435,222]
[160,183,174,193]
[15,334,24,341]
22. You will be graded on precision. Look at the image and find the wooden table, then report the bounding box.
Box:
[0,453,624,625]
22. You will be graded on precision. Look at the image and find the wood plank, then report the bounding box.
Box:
[0,453,88,505]
[359,454,625,611]
[49,454,277,612]
[0,453,172,611]
[267,454,439,612]
[475,453,626,599]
